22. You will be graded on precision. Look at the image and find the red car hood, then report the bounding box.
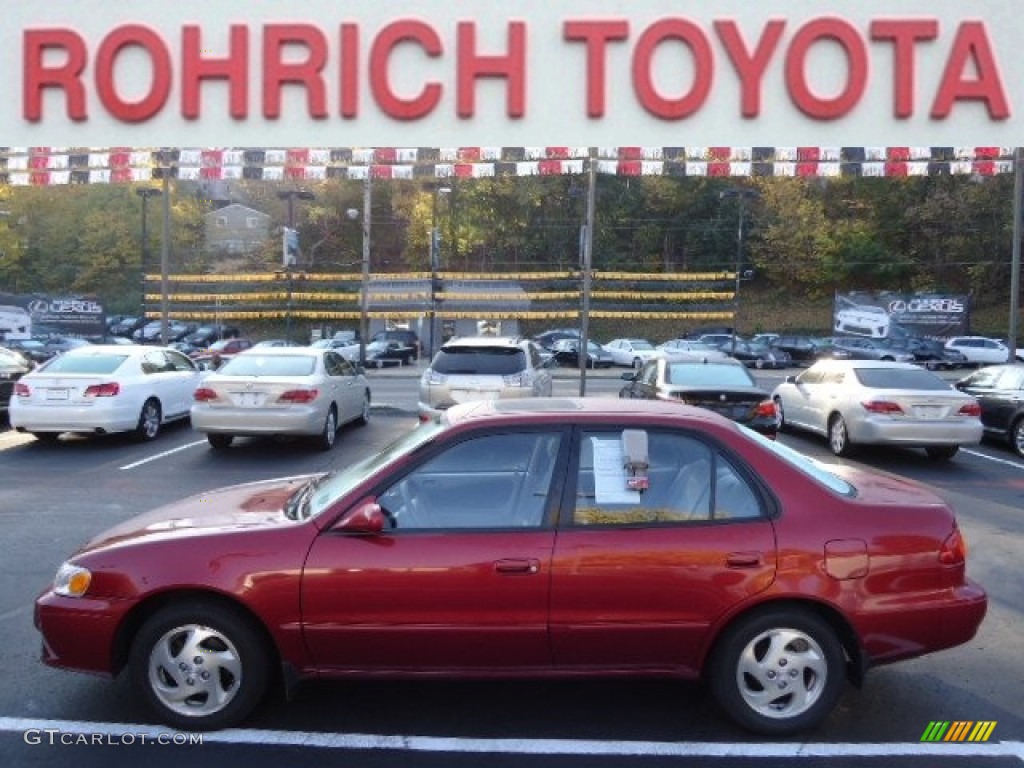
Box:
[80,474,321,553]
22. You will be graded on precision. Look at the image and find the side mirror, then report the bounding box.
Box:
[333,500,387,534]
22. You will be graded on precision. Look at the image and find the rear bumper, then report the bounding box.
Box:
[849,417,983,446]
[10,403,139,434]
[191,406,325,436]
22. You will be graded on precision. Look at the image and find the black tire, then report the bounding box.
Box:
[632,357,643,370]
[925,445,959,461]
[709,608,846,736]
[129,601,270,731]
[31,432,60,444]
[134,398,162,442]
[356,392,371,426]
[828,414,854,457]
[313,406,338,451]
[208,434,234,450]
[1009,417,1024,458]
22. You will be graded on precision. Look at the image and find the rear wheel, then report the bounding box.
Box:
[828,414,854,456]
[1010,417,1024,458]
[774,397,788,432]
[134,399,162,442]
[925,446,959,461]
[710,608,846,736]
[207,434,233,450]
[313,406,338,451]
[31,432,60,444]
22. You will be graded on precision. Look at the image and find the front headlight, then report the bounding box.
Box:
[53,562,92,598]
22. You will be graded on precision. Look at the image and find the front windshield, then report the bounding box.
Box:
[302,422,445,519]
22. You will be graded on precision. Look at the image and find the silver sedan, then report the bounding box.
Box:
[190,347,371,451]
[771,359,983,461]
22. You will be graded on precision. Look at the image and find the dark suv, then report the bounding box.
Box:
[372,329,420,360]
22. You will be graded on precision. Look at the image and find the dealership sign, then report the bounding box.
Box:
[0,293,105,339]
[3,1,1023,147]
[834,292,969,340]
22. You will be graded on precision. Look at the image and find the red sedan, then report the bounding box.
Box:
[34,399,986,735]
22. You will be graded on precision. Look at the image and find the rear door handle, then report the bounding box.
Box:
[494,558,541,575]
[726,551,763,568]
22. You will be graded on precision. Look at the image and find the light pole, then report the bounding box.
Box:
[429,186,451,357]
[720,188,759,355]
[135,187,162,321]
[277,189,315,341]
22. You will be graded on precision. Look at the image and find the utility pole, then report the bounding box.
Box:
[579,148,597,396]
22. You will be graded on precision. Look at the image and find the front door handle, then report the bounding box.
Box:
[726,551,763,568]
[494,558,541,575]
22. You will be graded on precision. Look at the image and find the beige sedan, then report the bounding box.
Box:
[771,359,982,461]
[190,347,371,451]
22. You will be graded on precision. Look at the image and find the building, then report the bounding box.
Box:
[204,204,272,255]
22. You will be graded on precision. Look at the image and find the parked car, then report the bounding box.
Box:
[0,346,33,413]
[371,329,420,360]
[191,347,371,451]
[772,335,826,363]
[831,336,915,362]
[191,337,254,360]
[604,338,660,369]
[183,324,241,347]
[695,333,743,350]
[750,333,780,346]
[619,355,778,437]
[133,320,197,344]
[109,316,147,338]
[655,339,729,359]
[34,398,987,735]
[311,337,359,351]
[944,336,1018,366]
[251,339,301,348]
[28,336,93,361]
[353,339,417,368]
[726,340,792,369]
[9,345,201,442]
[532,328,580,351]
[550,338,614,368]
[4,338,55,364]
[772,360,982,460]
[955,363,1024,457]
[878,337,968,370]
[418,336,552,421]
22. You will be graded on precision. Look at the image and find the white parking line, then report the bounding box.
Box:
[1,717,1022,759]
[119,440,207,470]
[961,448,1024,470]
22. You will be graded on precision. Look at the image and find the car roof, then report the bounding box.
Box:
[235,346,323,357]
[441,336,525,348]
[810,359,921,370]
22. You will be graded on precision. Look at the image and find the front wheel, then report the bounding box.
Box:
[828,414,854,457]
[207,434,233,450]
[709,608,846,736]
[1009,417,1024,458]
[356,392,371,426]
[134,399,162,442]
[129,601,270,731]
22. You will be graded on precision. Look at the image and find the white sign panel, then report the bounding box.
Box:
[2,0,1023,146]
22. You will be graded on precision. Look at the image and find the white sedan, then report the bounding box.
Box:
[603,338,660,369]
[190,347,371,451]
[9,345,201,442]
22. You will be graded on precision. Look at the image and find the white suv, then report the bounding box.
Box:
[944,336,1014,366]
[418,337,552,421]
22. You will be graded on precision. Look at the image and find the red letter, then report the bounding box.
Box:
[182,25,249,120]
[23,28,88,121]
[457,22,526,118]
[369,20,442,121]
[786,18,867,120]
[263,24,328,119]
[632,19,713,119]
[715,20,785,118]
[95,25,172,122]
[563,20,629,117]
[871,19,938,118]
[931,21,1010,120]
[340,23,359,118]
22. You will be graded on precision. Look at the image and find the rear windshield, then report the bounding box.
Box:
[667,364,755,387]
[42,354,127,375]
[220,355,316,377]
[432,347,526,375]
[854,368,951,390]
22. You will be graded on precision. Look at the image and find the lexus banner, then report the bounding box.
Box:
[0,293,105,339]
[833,292,970,340]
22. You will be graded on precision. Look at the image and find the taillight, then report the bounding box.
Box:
[939,526,967,565]
[83,382,120,397]
[753,400,777,418]
[193,387,218,402]
[14,382,31,397]
[958,401,982,417]
[862,400,904,414]
[279,388,318,404]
